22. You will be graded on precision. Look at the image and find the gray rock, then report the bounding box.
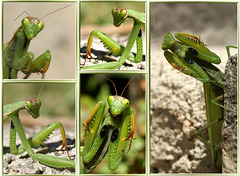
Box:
[222,54,238,173]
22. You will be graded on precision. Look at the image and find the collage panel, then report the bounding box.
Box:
[80,74,146,174]
[2,1,76,79]
[1,0,238,175]
[80,1,146,70]
[150,2,237,174]
[3,83,76,174]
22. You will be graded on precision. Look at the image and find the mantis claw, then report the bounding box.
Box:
[59,141,71,159]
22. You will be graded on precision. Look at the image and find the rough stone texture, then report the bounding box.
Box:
[150,44,221,173]
[222,54,238,173]
[3,122,75,175]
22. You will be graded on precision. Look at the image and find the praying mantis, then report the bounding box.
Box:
[3,85,75,171]
[162,32,237,168]
[3,4,70,79]
[81,75,144,174]
[81,5,145,70]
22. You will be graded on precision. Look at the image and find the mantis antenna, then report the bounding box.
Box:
[14,11,31,21]
[14,5,71,21]
[37,84,44,99]
[120,76,135,97]
[151,12,163,44]
[106,76,135,96]
[40,5,71,20]
[106,77,118,96]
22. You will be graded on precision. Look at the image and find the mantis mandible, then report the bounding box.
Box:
[81,5,145,70]
[3,5,70,79]
[162,32,237,168]
[3,86,75,169]
[81,78,135,173]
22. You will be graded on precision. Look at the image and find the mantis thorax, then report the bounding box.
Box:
[22,17,44,40]
[25,97,41,118]
[107,95,129,116]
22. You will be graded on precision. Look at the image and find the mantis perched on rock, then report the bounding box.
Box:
[3,86,75,169]
[162,32,237,168]
[3,5,70,79]
[81,5,145,70]
[81,77,135,173]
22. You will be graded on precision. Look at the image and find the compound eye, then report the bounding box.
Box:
[22,18,29,28]
[107,96,114,104]
[38,21,44,32]
[123,99,129,108]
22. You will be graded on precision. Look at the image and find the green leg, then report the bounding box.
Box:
[23,50,51,79]
[195,116,223,149]
[226,45,237,58]
[9,52,33,79]
[108,107,135,171]
[83,101,108,173]
[16,121,70,157]
[163,50,211,83]
[82,23,142,70]
[10,114,75,168]
[211,95,237,113]
[118,23,142,64]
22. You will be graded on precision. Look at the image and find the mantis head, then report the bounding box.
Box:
[106,76,134,116]
[24,84,43,119]
[25,97,41,118]
[22,17,44,40]
[162,33,175,50]
[19,5,71,40]
[107,96,129,116]
[112,6,128,27]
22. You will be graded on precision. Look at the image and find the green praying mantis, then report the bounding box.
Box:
[81,6,145,70]
[3,5,70,79]
[162,32,237,168]
[3,87,75,169]
[81,78,135,173]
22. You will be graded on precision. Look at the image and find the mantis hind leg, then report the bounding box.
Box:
[226,45,237,57]
[212,95,237,113]
[195,116,223,167]
[195,117,223,148]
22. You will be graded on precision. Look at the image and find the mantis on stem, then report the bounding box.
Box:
[81,4,145,70]
[3,85,75,169]
[162,32,237,168]
[81,76,139,174]
[3,5,70,79]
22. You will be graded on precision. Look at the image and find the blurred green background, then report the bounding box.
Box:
[80,74,146,174]
[3,83,75,127]
[81,2,145,26]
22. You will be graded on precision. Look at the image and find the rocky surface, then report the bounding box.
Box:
[222,54,238,173]
[150,44,220,173]
[3,122,75,175]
